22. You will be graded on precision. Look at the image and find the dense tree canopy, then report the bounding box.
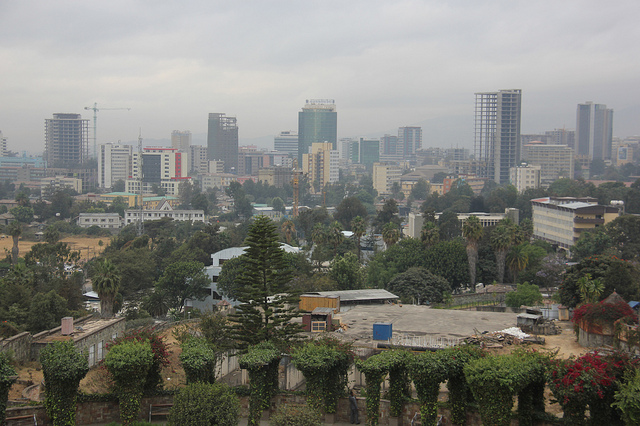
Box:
[387,267,451,304]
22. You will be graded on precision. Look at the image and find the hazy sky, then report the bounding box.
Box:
[1,0,639,154]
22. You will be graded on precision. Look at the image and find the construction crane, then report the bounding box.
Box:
[84,102,131,160]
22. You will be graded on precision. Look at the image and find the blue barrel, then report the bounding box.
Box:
[373,323,392,341]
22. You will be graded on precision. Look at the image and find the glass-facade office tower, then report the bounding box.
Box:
[474,89,522,184]
[45,113,89,168]
[207,113,238,173]
[576,102,613,161]
[298,100,337,166]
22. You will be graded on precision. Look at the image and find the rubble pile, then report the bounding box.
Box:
[464,327,545,348]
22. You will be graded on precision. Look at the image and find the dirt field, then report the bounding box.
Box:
[0,236,108,262]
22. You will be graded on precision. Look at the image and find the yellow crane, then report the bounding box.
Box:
[84,102,131,159]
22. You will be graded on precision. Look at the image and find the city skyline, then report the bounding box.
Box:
[1,1,640,153]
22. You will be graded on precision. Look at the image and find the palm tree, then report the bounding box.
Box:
[382,223,400,248]
[350,216,366,261]
[462,215,483,286]
[491,223,515,284]
[506,244,529,284]
[421,221,440,248]
[311,224,327,247]
[577,273,604,304]
[281,220,296,245]
[92,259,121,318]
[6,221,22,266]
[328,221,344,255]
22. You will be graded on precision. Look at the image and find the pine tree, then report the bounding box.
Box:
[231,216,301,349]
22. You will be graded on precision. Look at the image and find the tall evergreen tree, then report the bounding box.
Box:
[462,215,483,285]
[231,216,301,349]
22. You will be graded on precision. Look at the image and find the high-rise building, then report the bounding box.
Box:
[127,147,189,195]
[302,142,339,193]
[298,99,337,165]
[0,131,7,157]
[357,138,380,168]
[373,162,402,195]
[171,130,192,152]
[545,129,575,148]
[474,89,522,184]
[207,113,238,173]
[189,145,208,176]
[509,163,541,193]
[98,143,133,189]
[274,131,298,158]
[398,127,422,159]
[576,102,613,161]
[44,113,90,167]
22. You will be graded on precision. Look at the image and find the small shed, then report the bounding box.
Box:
[517,313,543,332]
[302,307,334,332]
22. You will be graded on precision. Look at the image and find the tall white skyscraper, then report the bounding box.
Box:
[98,143,133,189]
[474,89,522,184]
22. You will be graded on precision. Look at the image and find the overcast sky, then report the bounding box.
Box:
[1,0,639,154]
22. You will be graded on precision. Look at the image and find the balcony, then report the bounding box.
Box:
[574,217,604,225]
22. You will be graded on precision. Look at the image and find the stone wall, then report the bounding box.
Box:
[0,332,32,363]
[447,291,506,307]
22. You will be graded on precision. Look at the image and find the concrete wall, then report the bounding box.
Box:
[448,291,506,307]
[0,332,32,363]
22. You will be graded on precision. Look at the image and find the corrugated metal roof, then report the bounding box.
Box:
[304,289,398,302]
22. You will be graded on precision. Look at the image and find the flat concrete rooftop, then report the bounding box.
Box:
[334,304,518,347]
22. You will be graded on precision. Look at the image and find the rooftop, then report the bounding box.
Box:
[303,289,398,302]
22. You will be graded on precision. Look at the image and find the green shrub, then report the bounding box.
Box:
[105,340,154,426]
[39,340,88,426]
[269,404,322,426]
[179,337,216,384]
[0,352,16,425]
[613,368,640,425]
[239,342,281,426]
[410,351,448,426]
[168,382,239,426]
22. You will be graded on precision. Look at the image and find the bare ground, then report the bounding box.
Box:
[0,235,108,262]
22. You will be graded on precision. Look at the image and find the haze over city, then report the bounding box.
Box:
[1,0,640,153]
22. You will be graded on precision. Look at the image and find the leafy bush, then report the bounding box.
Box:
[239,342,281,426]
[505,282,543,308]
[0,352,16,425]
[410,351,448,426]
[439,345,484,426]
[167,382,239,426]
[613,369,640,425]
[105,340,154,426]
[269,404,322,426]
[179,337,216,384]
[40,340,88,426]
[110,328,169,392]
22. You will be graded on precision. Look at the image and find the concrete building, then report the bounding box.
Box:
[405,209,519,239]
[200,173,238,191]
[379,134,403,162]
[207,113,238,173]
[127,147,189,196]
[398,126,423,160]
[521,143,574,185]
[442,175,487,195]
[189,145,208,175]
[274,131,298,158]
[509,164,541,193]
[546,128,575,148]
[474,89,522,184]
[237,146,264,176]
[45,113,90,168]
[298,99,337,165]
[372,163,402,195]
[77,213,122,230]
[0,131,7,157]
[531,196,619,250]
[302,142,339,192]
[124,199,205,225]
[40,176,83,194]
[576,102,613,161]
[98,143,132,189]
[208,160,225,174]
[258,166,293,188]
[171,130,191,151]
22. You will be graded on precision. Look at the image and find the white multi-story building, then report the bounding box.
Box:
[190,145,208,175]
[124,199,205,225]
[77,213,122,230]
[126,147,189,195]
[0,131,7,157]
[98,143,133,189]
[405,209,519,239]
[509,164,541,193]
[372,163,402,195]
[41,176,83,194]
[521,143,574,185]
[531,197,619,250]
[274,131,298,158]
